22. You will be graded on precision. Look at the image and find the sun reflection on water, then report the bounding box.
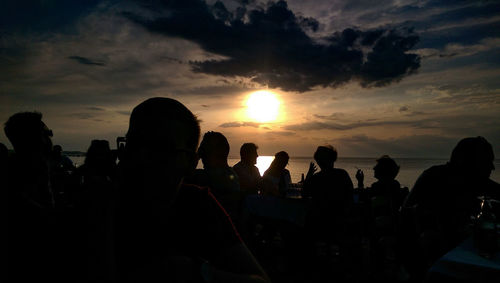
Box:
[256,156,274,176]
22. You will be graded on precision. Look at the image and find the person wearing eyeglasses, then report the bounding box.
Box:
[114,97,270,283]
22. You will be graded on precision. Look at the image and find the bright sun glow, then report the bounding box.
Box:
[246,90,281,123]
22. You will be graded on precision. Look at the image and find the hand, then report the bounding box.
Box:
[306,162,317,178]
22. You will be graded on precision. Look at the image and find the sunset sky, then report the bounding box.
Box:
[1,0,499,158]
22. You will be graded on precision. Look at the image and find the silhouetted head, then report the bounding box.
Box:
[240,143,258,165]
[374,155,399,181]
[4,112,53,159]
[449,136,495,180]
[314,145,337,169]
[53,144,62,157]
[198,131,230,169]
[124,97,200,203]
[268,151,289,174]
[85,140,113,170]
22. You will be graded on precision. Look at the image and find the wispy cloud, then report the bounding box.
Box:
[284,119,435,131]
[68,55,105,66]
[415,37,500,59]
[219,121,261,128]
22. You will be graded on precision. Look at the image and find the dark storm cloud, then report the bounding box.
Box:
[219,121,260,128]
[68,56,106,66]
[125,0,420,92]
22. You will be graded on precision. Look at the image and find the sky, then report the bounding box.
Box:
[1,0,499,158]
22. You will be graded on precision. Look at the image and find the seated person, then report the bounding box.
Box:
[115,97,270,282]
[186,131,241,220]
[356,156,409,277]
[401,136,500,278]
[51,144,75,171]
[262,151,292,197]
[303,145,354,242]
[356,155,409,235]
[233,143,261,195]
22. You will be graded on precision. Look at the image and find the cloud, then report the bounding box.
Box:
[68,55,105,66]
[284,118,436,131]
[314,112,346,120]
[125,0,421,92]
[266,130,296,136]
[116,111,131,116]
[67,112,97,120]
[414,37,500,59]
[333,134,459,158]
[219,121,260,128]
[0,0,101,33]
[86,106,105,111]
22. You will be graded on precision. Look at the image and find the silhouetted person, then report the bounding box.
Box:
[5,112,56,282]
[187,131,241,222]
[71,139,117,281]
[77,140,116,188]
[356,155,409,280]
[303,145,354,243]
[190,131,240,195]
[233,143,261,195]
[115,97,270,282]
[356,155,408,226]
[401,136,499,280]
[51,144,74,171]
[262,151,292,197]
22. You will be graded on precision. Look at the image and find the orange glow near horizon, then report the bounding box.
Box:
[245,90,281,123]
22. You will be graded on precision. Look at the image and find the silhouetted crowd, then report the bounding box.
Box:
[4,98,499,283]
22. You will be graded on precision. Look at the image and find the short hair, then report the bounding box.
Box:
[240,143,258,158]
[314,145,337,163]
[4,112,44,148]
[198,131,230,159]
[450,136,494,166]
[126,97,200,150]
[85,139,111,163]
[374,155,399,180]
[274,151,289,162]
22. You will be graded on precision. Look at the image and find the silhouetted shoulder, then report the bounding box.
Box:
[174,183,242,249]
[485,179,500,200]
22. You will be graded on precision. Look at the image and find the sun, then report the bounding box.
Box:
[246,90,281,123]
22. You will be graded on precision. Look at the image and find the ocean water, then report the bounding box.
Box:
[69,156,500,189]
[215,156,500,189]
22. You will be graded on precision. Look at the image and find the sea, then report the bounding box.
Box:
[69,155,500,189]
